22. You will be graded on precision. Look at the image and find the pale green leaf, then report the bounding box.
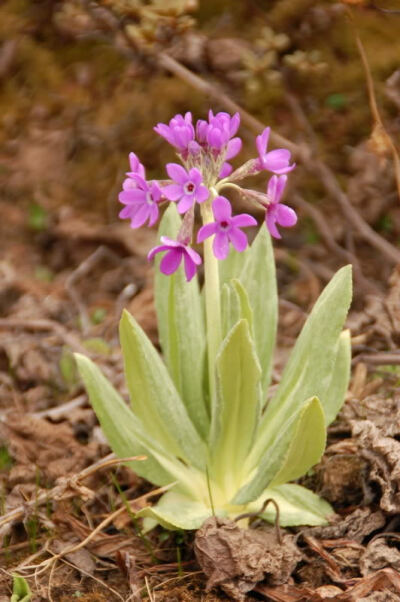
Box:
[137,490,212,530]
[221,279,254,339]
[324,330,351,425]
[210,320,261,494]
[270,396,326,486]
[219,245,249,288]
[239,227,277,397]
[154,205,208,438]
[248,483,333,527]
[75,353,174,486]
[252,265,352,463]
[119,310,206,470]
[233,396,323,504]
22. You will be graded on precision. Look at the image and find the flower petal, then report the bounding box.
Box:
[130,204,150,228]
[163,184,183,201]
[166,163,188,184]
[225,137,242,160]
[275,204,297,228]
[148,244,173,261]
[229,227,248,252]
[160,249,182,275]
[160,236,181,247]
[183,254,198,281]
[197,222,217,243]
[185,246,202,265]
[177,194,195,214]
[212,196,232,222]
[213,231,230,260]
[256,127,270,157]
[219,162,233,179]
[196,185,209,203]
[231,214,258,228]
[118,189,146,204]
[266,209,281,239]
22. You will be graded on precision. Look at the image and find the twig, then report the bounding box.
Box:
[0,318,88,355]
[292,194,379,294]
[352,351,400,366]
[0,454,145,531]
[32,394,87,420]
[65,245,121,334]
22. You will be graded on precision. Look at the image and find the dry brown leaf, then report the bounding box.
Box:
[194,517,301,601]
[352,420,400,513]
[360,538,400,576]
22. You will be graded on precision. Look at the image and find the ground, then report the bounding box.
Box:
[2,1,400,600]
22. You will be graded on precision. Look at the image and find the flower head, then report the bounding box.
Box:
[119,175,162,228]
[122,152,146,190]
[163,163,209,214]
[264,175,297,239]
[154,112,196,154]
[197,196,257,260]
[256,127,295,174]
[148,236,202,281]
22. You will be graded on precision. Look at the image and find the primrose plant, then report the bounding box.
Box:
[75,110,352,530]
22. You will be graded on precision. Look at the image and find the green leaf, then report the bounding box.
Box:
[137,490,212,530]
[119,310,206,470]
[210,320,261,494]
[154,205,208,438]
[75,353,173,486]
[324,330,351,425]
[221,279,254,339]
[248,483,332,527]
[233,397,324,504]
[239,227,277,397]
[270,396,326,486]
[11,575,31,602]
[252,265,352,463]
[219,245,249,288]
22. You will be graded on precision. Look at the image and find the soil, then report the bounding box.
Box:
[2,1,400,600]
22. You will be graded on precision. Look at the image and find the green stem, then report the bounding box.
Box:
[200,189,222,409]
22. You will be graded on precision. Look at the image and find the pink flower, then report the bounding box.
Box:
[264,175,297,239]
[119,175,162,228]
[163,163,209,214]
[122,152,146,191]
[148,236,202,281]
[256,127,295,174]
[154,112,196,153]
[197,196,257,260]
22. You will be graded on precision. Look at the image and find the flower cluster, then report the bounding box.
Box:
[119,111,297,280]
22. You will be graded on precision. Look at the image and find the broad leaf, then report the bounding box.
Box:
[252,265,352,463]
[239,227,277,397]
[221,279,254,339]
[137,490,212,530]
[154,205,208,438]
[119,311,206,470]
[248,483,332,527]
[75,353,173,486]
[324,330,351,425]
[219,245,249,288]
[270,396,326,486]
[233,397,325,504]
[210,320,261,494]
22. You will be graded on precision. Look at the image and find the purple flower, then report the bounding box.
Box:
[148,236,202,281]
[122,152,146,190]
[119,175,162,228]
[264,175,297,239]
[197,196,257,260]
[154,112,196,153]
[256,127,295,174]
[163,163,209,213]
